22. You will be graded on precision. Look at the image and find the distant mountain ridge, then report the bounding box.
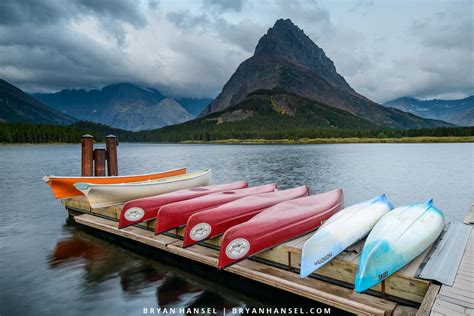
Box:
[33,83,201,131]
[200,19,451,129]
[0,79,75,125]
[384,96,474,126]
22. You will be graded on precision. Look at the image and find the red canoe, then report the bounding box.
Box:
[217,188,344,269]
[155,183,277,234]
[183,186,309,248]
[118,181,248,228]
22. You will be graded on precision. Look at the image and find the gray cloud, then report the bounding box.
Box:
[166,10,210,31]
[412,6,472,52]
[214,17,266,52]
[0,0,147,92]
[203,0,247,13]
[0,0,145,27]
[362,3,473,102]
[0,0,471,102]
[348,0,374,13]
[0,23,132,92]
[74,0,145,27]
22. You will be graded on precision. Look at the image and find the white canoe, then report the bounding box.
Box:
[75,169,212,208]
[354,199,445,293]
[300,194,393,278]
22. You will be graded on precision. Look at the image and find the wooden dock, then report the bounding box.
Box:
[430,226,473,316]
[62,196,469,316]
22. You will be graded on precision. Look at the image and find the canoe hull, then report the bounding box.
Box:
[119,181,249,228]
[183,186,309,247]
[354,200,445,293]
[300,194,393,278]
[43,168,187,199]
[155,183,277,234]
[75,169,212,208]
[218,189,344,269]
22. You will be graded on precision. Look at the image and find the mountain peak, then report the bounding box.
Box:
[254,19,352,92]
[268,18,302,37]
[255,18,312,56]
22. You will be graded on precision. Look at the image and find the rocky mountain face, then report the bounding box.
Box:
[0,79,75,125]
[205,89,378,130]
[384,96,474,126]
[200,19,451,129]
[33,83,194,131]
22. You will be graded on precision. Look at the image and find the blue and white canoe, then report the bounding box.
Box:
[300,194,393,278]
[354,199,445,293]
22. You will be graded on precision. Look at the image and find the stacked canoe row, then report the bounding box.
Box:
[44,168,445,293]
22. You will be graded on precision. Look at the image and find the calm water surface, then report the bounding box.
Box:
[0,143,472,315]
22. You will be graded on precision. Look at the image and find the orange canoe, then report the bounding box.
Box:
[43,168,187,199]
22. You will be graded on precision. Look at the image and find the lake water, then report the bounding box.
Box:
[0,143,472,315]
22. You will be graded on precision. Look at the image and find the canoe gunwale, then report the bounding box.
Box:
[42,167,187,182]
[75,169,211,189]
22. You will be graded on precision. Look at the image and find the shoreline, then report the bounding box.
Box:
[1,136,473,145]
[180,136,474,144]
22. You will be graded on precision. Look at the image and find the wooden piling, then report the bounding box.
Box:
[93,149,106,176]
[106,135,118,176]
[81,134,94,176]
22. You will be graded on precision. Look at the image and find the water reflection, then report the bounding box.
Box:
[120,266,166,295]
[187,291,241,316]
[47,229,250,312]
[49,232,104,270]
[156,277,203,307]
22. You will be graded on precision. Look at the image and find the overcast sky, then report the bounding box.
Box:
[0,0,472,102]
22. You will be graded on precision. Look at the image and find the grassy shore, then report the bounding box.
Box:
[180,136,474,145]
[2,136,473,145]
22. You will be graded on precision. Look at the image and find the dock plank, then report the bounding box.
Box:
[453,279,474,293]
[416,284,440,316]
[435,295,474,310]
[439,286,474,303]
[226,258,396,315]
[430,225,474,315]
[394,305,418,316]
[463,205,474,224]
[431,300,469,316]
[74,214,177,250]
[167,241,219,267]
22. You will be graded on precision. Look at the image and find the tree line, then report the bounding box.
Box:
[0,121,472,144]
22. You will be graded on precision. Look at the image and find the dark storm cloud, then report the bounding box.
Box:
[0,0,146,92]
[74,0,146,28]
[0,0,145,26]
[0,0,63,26]
[0,23,131,91]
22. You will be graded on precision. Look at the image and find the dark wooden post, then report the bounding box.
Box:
[106,134,118,176]
[81,134,94,176]
[93,149,106,176]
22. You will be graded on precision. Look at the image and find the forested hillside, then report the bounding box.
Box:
[1,121,471,144]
